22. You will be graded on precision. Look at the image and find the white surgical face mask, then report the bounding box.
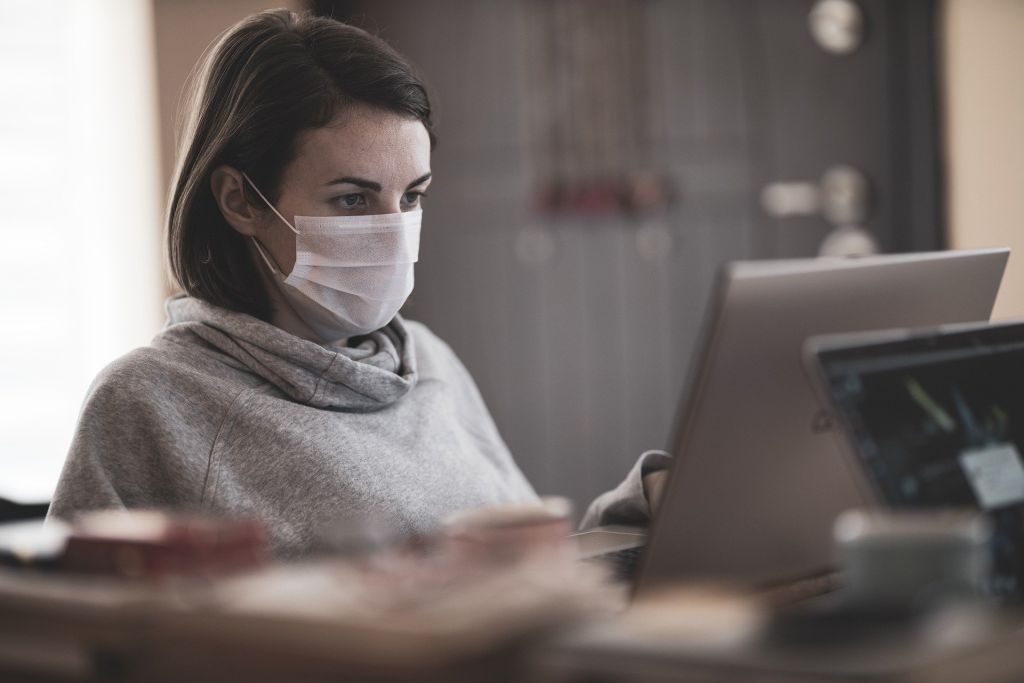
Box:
[242,172,421,342]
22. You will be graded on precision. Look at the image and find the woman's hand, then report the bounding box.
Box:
[642,469,669,516]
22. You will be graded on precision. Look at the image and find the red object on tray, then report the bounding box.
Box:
[61,510,268,580]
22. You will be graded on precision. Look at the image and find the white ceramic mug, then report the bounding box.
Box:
[833,508,992,609]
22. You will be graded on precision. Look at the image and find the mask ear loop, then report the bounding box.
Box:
[250,232,282,275]
[240,171,300,275]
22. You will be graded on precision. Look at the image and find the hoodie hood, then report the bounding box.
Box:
[164,296,416,411]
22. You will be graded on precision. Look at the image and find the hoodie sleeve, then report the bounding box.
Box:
[578,450,672,530]
[47,350,216,522]
[48,368,135,520]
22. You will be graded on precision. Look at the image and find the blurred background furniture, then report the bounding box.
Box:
[0,500,49,525]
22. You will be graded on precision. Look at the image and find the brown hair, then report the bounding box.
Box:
[167,9,435,319]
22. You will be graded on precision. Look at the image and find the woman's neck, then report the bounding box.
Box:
[247,242,349,348]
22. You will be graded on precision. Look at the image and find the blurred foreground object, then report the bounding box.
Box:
[443,497,573,564]
[533,584,1024,683]
[62,510,268,580]
[0,518,614,683]
[833,508,992,611]
[532,509,1012,681]
[0,519,70,569]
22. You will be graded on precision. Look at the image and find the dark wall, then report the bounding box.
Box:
[313,0,944,513]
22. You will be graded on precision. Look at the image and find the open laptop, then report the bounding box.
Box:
[575,248,1009,594]
[805,319,1024,597]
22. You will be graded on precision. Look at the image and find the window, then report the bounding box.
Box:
[0,1,164,502]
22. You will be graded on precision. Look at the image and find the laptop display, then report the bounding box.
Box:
[815,322,1024,596]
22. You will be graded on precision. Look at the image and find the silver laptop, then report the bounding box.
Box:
[576,248,1009,593]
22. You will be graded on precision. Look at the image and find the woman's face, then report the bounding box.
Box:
[251,103,432,275]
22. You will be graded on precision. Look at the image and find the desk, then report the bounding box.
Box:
[532,587,1024,683]
[4,568,1024,683]
[0,556,614,683]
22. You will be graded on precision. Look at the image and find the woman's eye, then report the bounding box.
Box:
[402,191,424,207]
[338,194,365,209]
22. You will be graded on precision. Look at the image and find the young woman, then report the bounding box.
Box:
[49,9,670,557]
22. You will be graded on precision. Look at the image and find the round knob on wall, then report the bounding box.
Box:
[809,0,866,55]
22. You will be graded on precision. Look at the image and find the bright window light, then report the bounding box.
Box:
[0,1,164,503]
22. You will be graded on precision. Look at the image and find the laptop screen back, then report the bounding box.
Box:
[634,249,1008,592]
[817,322,1024,595]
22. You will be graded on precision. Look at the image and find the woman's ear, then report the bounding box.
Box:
[210,165,262,237]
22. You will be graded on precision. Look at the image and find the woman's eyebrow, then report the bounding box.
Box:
[324,173,431,191]
[326,176,382,191]
[406,173,432,190]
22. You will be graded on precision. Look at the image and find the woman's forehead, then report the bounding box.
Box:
[290,108,431,185]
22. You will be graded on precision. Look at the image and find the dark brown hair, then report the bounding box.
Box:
[167,9,435,320]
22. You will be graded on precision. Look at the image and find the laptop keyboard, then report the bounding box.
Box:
[588,545,645,582]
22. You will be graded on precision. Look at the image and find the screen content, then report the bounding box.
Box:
[820,325,1024,596]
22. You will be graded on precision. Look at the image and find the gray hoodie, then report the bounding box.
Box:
[49,297,667,556]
